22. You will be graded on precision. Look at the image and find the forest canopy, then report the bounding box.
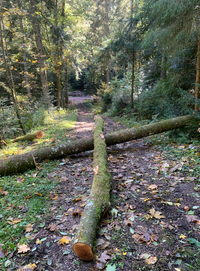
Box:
[0,0,200,140]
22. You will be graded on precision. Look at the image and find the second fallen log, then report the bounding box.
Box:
[73,116,111,260]
[11,131,43,142]
[0,115,193,176]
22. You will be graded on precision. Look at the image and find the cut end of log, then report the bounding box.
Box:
[36,131,43,139]
[73,242,94,261]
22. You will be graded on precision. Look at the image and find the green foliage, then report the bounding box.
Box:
[21,101,47,131]
[136,79,194,119]
[97,82,113,112]
[0,99,21,140]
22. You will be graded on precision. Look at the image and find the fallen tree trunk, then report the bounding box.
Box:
[11,131,43,142]
[0,115,193,176]
[73,116,111,260]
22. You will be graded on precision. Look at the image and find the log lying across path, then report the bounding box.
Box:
[11,131,44,143]
[0,115,193,176]
[73,116,111,260]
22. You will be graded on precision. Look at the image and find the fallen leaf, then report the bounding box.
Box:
[65,207,74,215]
[16,176,24,183]
[0,187,8,195]
[179,234,187,239]
[100,134,104,139]
[186,214,200,223]
[145,256,157,265]
[72,208,82,216]
[72,197,82,203]
[98,250,111,263]
[130,185,140,192]
[52,194,58,200]
[34,192,43,196]
[149,208,165,219]
[133,226,151,244]
[17,244,30,254]
[148,184,158,190]
[58,236,72,245]
[47,224,58,232]
[93,165,99,175]
[36,239,42,244]
[24,224,33,232]
[0,244,6,258]
[124,219,134,227]
[17,263,37,271]
[140,253,151,259]
[13,218,23,224]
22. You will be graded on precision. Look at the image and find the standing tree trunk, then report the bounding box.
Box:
[17,0,31,99]
[54,0,63,110]
[131,52,135,108]
[105,0,110,84]
[161,49,167,79]
[0,0,25,134]
[30,0,49,108]
[195,35,200,111]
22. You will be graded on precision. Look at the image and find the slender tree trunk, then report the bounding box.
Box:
[30,0,49,108]
[131,52,135,108]
[55,0,62,110]
[17,0,31,98]
[161,49,167,79]
[105,0,110,84]
[0,1,25,134]
[195,35,200,111]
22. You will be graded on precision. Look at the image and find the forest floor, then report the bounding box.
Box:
[1,98,200,271]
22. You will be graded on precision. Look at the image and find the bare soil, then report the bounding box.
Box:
[14,99,200,271]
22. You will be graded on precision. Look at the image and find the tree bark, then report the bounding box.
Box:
[0,1,25,135]
[11,131,43,143]
[131,52,135,108]
[73,116,111,260]
[195,35,200,111]
[17,0,32,98]
[0,115,193,176]
[30,0,49,108]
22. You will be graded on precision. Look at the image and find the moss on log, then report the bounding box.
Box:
[11,131,44,142]
[73,116,111,260]
[0,115,193,176]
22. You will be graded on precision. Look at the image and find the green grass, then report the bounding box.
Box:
[0,108,78,159]
[0,107,78,269]
[0,160,59,259]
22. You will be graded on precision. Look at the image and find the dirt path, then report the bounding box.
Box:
[15,101,200,271]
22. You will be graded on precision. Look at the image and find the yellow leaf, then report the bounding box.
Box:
[143,198,149,202]
[179,234,187,239]
[36,238,42,244]
[7,22,10,27]
[145,256,157,265]
[24,224,33,233]
[17,263,37,271]
[17,244,30,254]
[58,236,72,245]
[13,218,22,224]
[16,59,18,62]
[149,208,165,219]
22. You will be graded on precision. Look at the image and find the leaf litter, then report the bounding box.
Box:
[2,103,200,270]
